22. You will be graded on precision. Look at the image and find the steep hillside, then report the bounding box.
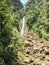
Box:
[18,32,49,65]
[0,0,24,65]
[25,0,49,41]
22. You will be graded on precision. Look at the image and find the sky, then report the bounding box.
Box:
[21,0,28,4]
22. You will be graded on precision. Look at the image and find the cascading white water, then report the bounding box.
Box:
[21,16,25,35]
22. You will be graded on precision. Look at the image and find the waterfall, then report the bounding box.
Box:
[21,16,25,35]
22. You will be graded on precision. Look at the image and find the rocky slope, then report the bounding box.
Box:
[17,32,49,65]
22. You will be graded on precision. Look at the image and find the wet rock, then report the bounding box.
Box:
[32,40,36,44]
[26,51,30,54]
[40,49,44,53]
[29,60,34,63]
[40,56,45,60]
[25,44,31,47]
[40,41,43,43]
[24,40,30,44]
[34,58,40,63]
[28,39,32,42]
[45,55,49,61]
[44,49,49,55]
[25,43,33,47]
[37,53,45,59]
[33,47,40,53]
[24,58,30,63]
[24,56,33,63]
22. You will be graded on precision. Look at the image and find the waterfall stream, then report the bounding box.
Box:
[21,16,25,35]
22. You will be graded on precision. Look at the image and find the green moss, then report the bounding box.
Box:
[36,62,46,65]
[18,52,26,60]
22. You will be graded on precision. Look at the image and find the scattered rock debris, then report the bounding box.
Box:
[18,32,49,65]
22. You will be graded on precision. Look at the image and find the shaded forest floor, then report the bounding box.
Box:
[17,32,49,65]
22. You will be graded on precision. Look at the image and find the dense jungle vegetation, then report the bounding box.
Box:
[0,0,49,65]
[0,0,24,65]
[26,0,49,41]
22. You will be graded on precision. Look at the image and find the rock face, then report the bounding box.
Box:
[18,32,49,65]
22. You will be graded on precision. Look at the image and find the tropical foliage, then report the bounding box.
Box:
[0,0,24,65]
[26,0,49,41]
